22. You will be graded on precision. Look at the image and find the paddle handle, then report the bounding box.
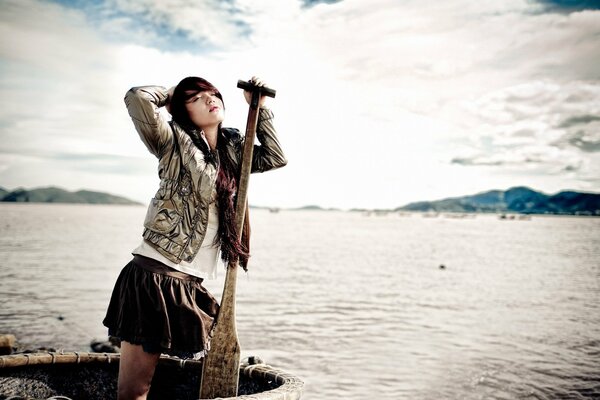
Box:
[232,80,275,232]
[236,80,276,99]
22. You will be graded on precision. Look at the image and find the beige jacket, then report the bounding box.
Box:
[125,86,287,263]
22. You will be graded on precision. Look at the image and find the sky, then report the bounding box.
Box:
[0,0,599,209]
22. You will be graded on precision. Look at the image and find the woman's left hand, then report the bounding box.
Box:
[243,76,269,108]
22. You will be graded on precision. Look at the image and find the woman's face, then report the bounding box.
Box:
[185,90,225,130]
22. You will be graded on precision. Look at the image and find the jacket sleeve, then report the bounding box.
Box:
[124,86,173,158]
[251,108,288,173]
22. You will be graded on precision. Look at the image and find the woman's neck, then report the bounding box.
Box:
[202,126,218,150]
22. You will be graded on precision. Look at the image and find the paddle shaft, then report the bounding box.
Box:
[199,80,276,399]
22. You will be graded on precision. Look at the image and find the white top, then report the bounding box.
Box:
[132,201,222,280]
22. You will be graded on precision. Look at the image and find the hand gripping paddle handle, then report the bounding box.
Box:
[237,80,276,109]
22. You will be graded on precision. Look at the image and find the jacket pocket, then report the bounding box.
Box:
[143,198,182,234]
[177,170,193,197]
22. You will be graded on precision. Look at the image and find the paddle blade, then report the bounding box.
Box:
[199,326,240,398]
[200,265,241,398]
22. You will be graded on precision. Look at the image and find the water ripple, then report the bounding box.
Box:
[1,205,599,399]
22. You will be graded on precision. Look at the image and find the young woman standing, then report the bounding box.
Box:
[103,76,286,400]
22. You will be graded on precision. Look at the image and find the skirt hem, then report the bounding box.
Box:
[102,255,219,360]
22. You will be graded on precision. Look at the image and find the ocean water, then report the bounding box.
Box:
[0,203,598,399]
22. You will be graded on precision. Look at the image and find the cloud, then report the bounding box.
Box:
[47,0,252,50]
[560,129,600,152]
[452,80,600,179]
[557,114,600,128]
[1,0,599,208]
[451,158,504,167]
[0,1,125,149]
[301,0,342,6]
[532,0,600,12]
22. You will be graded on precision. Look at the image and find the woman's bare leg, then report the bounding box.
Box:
[117,341,160,400]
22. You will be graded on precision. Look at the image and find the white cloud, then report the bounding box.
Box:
[0,0,599,208]
[102,0,249,49]
[454,80,600,184]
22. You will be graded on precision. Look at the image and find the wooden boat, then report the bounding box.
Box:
[0,351,303,399]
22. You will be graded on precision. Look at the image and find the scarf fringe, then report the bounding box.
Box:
[216,166,249,269]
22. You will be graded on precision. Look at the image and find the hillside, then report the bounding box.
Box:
[397,186,600,216]
[1,186,142,205]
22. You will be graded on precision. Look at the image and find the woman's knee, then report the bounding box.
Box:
[118,382,152,400]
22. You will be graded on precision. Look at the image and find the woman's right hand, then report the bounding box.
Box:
[243,76,269,108]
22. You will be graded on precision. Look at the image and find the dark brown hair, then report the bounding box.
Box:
[170,77,224,132]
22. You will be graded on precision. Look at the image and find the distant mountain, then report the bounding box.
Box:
[295,205,322,210]
[397,186,600,216]
[1,186,142,205]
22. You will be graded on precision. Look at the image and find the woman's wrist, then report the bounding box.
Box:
[165,86,175,112]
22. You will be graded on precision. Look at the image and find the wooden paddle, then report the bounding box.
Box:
[199,79,276,399]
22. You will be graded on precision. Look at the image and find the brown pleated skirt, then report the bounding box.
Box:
[102,255,219,359]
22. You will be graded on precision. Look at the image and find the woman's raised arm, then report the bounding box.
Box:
[124,86,173,158]
[251,107,287,173]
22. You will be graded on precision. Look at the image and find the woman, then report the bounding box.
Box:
[103,76,287,400]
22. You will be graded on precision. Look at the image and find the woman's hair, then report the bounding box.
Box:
[170,77,224,132]
[170,76,249,269]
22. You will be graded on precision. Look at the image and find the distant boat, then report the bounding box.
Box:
[269,207,280,213]
[362,210,390,217]
[499,213,531,220]
[443,213,472,219]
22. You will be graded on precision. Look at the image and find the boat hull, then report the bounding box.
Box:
[0,352,303,400]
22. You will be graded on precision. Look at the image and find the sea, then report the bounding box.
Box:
[0,203,598,399]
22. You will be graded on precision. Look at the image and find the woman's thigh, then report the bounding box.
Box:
[118,341,160,400]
